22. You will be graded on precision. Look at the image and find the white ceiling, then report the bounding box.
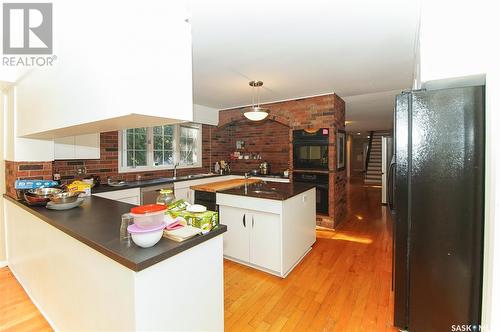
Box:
[187,0,420,131]
[343,89,401,132]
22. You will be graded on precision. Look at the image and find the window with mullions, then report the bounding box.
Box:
[119,124,202,172]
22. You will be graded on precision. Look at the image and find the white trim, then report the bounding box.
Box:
[0,260,7,268]
[218,91,338,111]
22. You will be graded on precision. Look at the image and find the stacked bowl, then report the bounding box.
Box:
[127,204,167,248]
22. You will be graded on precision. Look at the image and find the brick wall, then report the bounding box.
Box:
[213,120,290,173]
[5,161,53,198]
[216,93,347,228]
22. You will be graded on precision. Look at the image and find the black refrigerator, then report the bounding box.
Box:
[390,86,484,332]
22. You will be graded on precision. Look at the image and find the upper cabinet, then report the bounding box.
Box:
[54,134,100,160]
[15,1,193,139]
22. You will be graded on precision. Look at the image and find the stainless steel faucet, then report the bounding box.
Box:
[173,163,179,179]
[244,172,249,193]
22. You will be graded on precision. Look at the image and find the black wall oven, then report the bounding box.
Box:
[293,128,329,170]
[293,171,329,215]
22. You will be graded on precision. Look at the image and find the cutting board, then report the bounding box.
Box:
[190,179,262,192]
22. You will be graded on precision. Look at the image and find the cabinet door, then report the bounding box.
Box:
[219,206,249,262]
[175,187,189,201]
[249,211,281,273]
[75,134,100,159]
[54,136,75,159]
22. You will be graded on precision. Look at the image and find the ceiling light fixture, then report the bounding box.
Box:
[243,80,270,121]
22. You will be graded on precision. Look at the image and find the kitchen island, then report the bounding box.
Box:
[3,195,226,331]
[216,181,316,277]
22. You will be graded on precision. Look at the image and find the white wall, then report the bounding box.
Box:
[419,0,489,84]
[419,1,500,330]
[0,90,6,265]
[193,104,219,125]
[3,87,54,162]
[15,0,193,138]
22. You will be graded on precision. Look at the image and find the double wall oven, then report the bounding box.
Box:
[293,128,330,215]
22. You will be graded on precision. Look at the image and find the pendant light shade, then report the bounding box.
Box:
[243,81,270,121]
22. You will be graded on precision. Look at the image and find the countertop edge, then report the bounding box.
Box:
[3,194,227,272]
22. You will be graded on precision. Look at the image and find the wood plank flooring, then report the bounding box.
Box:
[0,267,52,331]
[224,178,396,331]
[0,177,396,331]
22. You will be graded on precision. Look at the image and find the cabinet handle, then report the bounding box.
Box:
[252,215,254,228]
[243,214,246,228]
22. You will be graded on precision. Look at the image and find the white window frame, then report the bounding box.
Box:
[118,123,202,173]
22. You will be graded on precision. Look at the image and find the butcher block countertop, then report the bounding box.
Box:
[190,178,262,192]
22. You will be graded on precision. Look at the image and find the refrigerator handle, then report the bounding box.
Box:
[388,162,396,210]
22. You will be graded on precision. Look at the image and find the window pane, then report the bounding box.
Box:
[153,126,163,135]
[164,151,173,165]
[127,133,134,150]
[135,134,147,150]
[134,151,147,166]
[165,125,174,136]
[165,137,173,150]
[153,135,164,150]
[153,151,163,166]
[135,127,147,135]
[127,151,134,167]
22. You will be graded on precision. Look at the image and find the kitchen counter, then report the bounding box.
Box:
[219,181,315,200]
[4,194,226,330]
[217,183,316,278]
[3,194,226,271]
[91,173,221,194]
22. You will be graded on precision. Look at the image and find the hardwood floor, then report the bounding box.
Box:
[224,177,396,331]
[0,267,52,331]
[0,177,396,332]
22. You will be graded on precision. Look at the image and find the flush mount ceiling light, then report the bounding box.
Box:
[243,80,270,121]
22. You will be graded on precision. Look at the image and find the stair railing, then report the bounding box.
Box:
[364,131,374,176]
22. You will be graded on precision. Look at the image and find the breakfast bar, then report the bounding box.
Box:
[3,195,226,331]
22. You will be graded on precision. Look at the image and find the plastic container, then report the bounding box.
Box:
[127,223,166,248]
[156,189,175,206]
[130,204,167,229]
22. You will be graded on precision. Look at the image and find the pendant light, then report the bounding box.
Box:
[243,80,270,121]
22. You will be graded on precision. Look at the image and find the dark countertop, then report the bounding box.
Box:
[91,173,222,193]
[218,181,315,200]
[4,195,226,272]
[91,172,289,194]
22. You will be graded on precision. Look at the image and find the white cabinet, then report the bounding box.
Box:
[219,206,281,273]
[54,134,100,160]
[93,188,140,206]
[15,2,193,139]
[218,188,316,278]
[220,207,250,262]
[249,211,281,272]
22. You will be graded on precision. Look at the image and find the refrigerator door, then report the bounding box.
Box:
[393,92,411,329]
[408,86,484,332]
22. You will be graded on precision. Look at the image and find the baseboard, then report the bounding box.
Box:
[0,260,7,268]
[8,265,58,331]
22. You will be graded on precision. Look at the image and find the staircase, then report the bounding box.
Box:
[364,131,389,184]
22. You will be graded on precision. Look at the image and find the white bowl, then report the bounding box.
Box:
[130,229,163,248]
